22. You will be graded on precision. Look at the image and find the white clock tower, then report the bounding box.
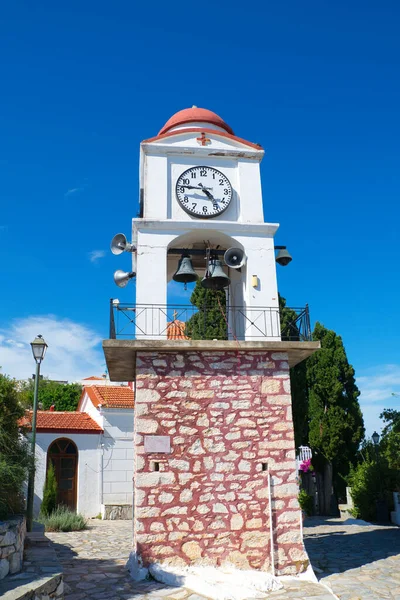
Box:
[133,106,281,340]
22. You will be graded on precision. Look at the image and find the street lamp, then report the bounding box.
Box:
[26,335,48,532]
[372,431,380,446]
[371,430,388,523]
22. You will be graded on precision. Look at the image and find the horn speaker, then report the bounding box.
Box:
[224,247,246,269]
[110,233,135,255]
[113,270,136,288]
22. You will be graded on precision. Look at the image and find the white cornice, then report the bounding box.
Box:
[132,219,279,236]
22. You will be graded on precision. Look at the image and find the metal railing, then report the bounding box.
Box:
[109,300,311,342]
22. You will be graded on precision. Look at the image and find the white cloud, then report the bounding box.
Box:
[64,187,83,197]
[0,316,104,382]
[88,250,106,263]
[356,364,400,437]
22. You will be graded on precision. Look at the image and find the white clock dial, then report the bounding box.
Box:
[176,166,233,218]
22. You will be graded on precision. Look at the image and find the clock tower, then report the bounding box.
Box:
[133,106,280,340]
[104,107,319,587]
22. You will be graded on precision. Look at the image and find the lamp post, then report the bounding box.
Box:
[26,335,48,532]
[372,430,388,523]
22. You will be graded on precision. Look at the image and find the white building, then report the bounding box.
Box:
[22,379,134,519]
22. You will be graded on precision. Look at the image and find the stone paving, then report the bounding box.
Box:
[303,517,400,600]
[46,520,335,600]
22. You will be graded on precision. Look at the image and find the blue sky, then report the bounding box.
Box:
[0,1,399,435]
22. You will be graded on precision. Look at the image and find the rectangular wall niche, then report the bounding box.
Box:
[144,435,171,454]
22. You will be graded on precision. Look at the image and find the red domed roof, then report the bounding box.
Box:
[159,107,234,136]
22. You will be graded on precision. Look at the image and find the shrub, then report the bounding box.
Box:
[0,430,31,518]
[39,506,87,532]
[298,488,313,516]
[0,372,32,519]
[348,458,400,521]
[41,462,58,516]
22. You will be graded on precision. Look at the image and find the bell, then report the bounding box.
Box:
[173,254,198,288]
[201,260,231,290]
[275,248,292,267]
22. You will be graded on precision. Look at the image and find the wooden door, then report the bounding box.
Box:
[48,438,78,511]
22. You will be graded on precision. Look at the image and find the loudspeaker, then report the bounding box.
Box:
[224,247,246,269]
[113,270,136,288]
[110,233,135,255]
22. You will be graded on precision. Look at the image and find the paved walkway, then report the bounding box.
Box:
[46,520,334,600]
[304,517,400,600]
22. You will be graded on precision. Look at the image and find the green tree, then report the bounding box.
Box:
[41,461,58,516]
[19,379,82,412]
[307,322,365,495]
[0,372,31,518]
[186,280,227,340]
[380,409,400,470]
[279,296,309,447]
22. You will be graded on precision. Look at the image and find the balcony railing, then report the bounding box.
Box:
[109,301,311,342]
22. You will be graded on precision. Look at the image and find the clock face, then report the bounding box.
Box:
[176,166,233,218]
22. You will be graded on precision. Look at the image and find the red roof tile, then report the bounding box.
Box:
[19,411,103,433]
[167,320,189,340]
[82,376,106,380]
[85,385,134,409]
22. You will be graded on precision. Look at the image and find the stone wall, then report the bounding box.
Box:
[134,350,308,576]
[103,504,133,520]
[0,516,26,580]
[1,574,63,600]
[0,530,63,600]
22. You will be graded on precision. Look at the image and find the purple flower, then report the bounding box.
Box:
[299,458,314,473]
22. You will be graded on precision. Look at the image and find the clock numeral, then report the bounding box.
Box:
[183,196,188,203]
[202,206,208,213]
[213,203,218,210]
[219,178,224,185]
[183,178,190,185]
[179,186,185,193]
[192,203,197,209]
[224,189,229,195]
[222,199,227,203]
[212,173,216,179]
[191,171,196,178]
[200,169,207,177]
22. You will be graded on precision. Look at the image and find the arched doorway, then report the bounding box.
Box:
[47,438,78,511]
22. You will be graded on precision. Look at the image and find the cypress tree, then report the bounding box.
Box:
[279,295,309,447]
[41,462,58,516]
[306,322,364,494]
[186,280,228,340]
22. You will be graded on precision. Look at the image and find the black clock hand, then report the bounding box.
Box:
[181,184,212,190]
[198,183,215,200]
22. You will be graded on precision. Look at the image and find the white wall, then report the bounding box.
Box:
[102,408,134,506]
[141,132,265,224]
[79,394,104,427]
[33,432,101,518]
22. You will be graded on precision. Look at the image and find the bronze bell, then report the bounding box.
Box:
[173,254,198,288]
[201,259,230,290]
[275,248,292,266]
